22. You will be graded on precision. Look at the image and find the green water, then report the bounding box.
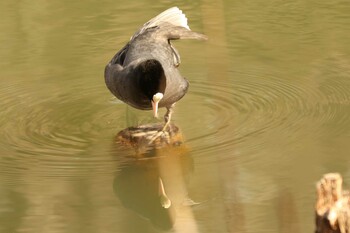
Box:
[1,1,350,232]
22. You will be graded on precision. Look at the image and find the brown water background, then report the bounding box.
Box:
[1,0,350,232]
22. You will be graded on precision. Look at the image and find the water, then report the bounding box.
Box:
[1,0,350,232]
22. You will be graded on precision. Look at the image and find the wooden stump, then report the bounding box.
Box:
[315,173,350,233]
[116,123,184,156]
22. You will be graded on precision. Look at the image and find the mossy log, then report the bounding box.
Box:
[315,173,350,233]
[116,123,184,156]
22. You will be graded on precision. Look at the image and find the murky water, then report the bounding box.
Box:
[1,0,350,232]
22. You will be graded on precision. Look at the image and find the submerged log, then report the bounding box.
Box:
[116,123,185,156]
[315,173,350,233]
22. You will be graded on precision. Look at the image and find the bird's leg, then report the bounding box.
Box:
[147,104,176,145]
[170,43,181,67]
[163,103,175,131]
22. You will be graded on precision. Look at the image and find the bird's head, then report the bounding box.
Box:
[136,59,166,118]
[151,92,164,118]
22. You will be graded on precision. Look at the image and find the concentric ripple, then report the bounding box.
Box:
[177,71,350,158]
[1,65,350,178]
[0,79,128,178]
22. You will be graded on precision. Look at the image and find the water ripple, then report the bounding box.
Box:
[181,73,350,158]
[1,67,349,176]
[0,81,126,178]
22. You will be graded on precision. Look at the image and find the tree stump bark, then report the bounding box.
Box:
[116,123,185,157]
[315,173,350,233]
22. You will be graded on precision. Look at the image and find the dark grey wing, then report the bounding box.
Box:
[108,43,130,66]
[105,43,132,102]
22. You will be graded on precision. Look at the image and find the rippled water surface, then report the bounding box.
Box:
[1,0,350,232]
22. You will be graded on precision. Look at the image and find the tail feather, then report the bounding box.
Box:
[132,7,190,40]
[147,7,189,29]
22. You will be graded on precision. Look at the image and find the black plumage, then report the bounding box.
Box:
[105,7,207,122]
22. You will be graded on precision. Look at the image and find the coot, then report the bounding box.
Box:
[105,7,207,125]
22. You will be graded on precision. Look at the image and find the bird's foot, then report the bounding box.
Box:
[147,104,175,145]
[147,121,172,145]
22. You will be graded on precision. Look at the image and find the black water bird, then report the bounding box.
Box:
[104,7,207,127]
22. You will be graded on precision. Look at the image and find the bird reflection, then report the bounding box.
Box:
[113,123,195,230]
